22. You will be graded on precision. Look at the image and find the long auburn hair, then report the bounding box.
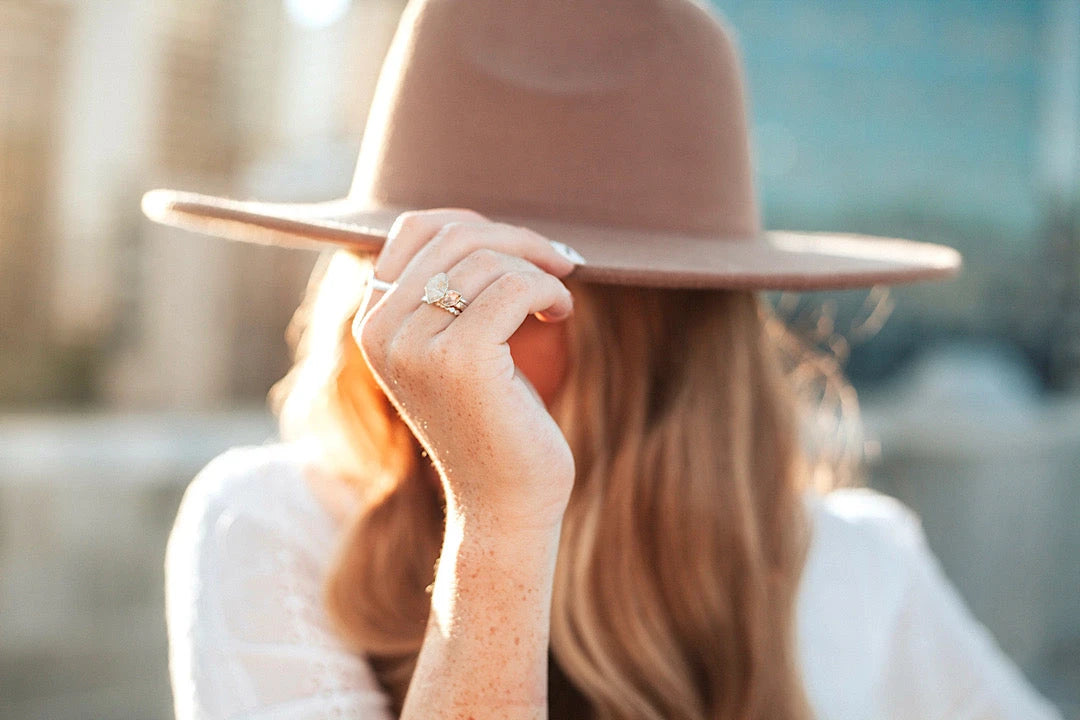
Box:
[271,248,848,719]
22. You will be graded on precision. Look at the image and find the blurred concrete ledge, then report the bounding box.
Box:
[0,408,277,485]
[863,394,1080,459]
[0,407,278,720]
[862,342,1080,459]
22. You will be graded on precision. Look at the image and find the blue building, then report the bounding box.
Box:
[715,0,1080,387]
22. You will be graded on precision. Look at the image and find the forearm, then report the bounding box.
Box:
[400,514,560,720]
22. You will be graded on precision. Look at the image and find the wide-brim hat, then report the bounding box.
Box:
[142,0,961,290]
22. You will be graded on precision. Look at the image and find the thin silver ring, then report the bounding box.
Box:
[369,277,397,293]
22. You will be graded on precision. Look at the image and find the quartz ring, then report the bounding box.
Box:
[422,272,470,316]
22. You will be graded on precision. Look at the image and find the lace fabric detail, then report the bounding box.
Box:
[166,444,393,720]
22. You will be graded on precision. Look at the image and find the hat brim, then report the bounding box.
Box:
[142,189,961,290]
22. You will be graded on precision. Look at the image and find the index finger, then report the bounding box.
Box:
[373,208,489,293]
[354,209,489,330]
[354,209,490,343]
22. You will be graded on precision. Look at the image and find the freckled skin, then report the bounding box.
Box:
[357,211,576,719]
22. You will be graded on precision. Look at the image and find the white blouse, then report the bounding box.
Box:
[165,442,1063,720]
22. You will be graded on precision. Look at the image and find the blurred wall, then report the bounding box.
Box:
[0,2,70,403]
[0,0,406,411]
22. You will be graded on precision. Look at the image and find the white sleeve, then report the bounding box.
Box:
[877,505,1063,720]
[165,447,395,720]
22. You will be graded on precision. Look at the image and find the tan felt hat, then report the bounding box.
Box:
[142,0,961,290]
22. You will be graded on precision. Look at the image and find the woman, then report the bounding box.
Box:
[154,1,1063,718]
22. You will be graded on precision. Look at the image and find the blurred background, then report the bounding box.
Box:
[0,0,1077,717]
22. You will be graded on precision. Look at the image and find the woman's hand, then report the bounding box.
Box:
[353,209,581,535]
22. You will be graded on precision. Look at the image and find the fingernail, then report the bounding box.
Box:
[549,240,586,265]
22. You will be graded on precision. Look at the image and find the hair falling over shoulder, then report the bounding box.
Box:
[271,249,853,720]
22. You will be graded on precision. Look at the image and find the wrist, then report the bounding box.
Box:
[431,511,560,645]
[409,501,559,718]
[444,497,565,551]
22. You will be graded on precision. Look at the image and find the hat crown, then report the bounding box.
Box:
[350,0,760,238]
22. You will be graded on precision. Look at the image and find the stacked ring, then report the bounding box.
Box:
[422,272,470,316]
[369,277,397,293]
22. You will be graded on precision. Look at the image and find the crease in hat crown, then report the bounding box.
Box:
[141,0,961,290]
